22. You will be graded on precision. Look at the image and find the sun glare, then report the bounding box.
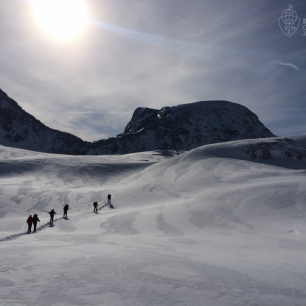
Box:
[32,0,87,40]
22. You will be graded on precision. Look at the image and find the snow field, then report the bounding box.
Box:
[0,136,306,305]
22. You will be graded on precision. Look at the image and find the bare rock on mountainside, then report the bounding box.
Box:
[0,88,275,155]
[241,138,306,160]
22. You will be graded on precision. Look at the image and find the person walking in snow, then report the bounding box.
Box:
[32,214,40,232]
[27,215,33,233]
[63,204,69,218]
[49,209,56,224]
[107,194,114,209]
[93,202,98,213]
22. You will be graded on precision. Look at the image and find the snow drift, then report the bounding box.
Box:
[0,135,306,305]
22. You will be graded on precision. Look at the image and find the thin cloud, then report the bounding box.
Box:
[175,16,202,31]
[279,62,299,70]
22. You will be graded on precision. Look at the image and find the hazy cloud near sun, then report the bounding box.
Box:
[0,0,306,140]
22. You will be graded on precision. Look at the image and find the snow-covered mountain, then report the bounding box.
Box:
[0,135,305,305]
[0,89,91,154]
[0,88,275,154]
[105,101,275,152]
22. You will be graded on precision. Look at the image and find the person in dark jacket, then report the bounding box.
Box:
[27,215,33,233]
[63,204,69,218]
[93,202,98,213]
[49,209,56,224]
[32,214,40,232]
[107,194,114,209]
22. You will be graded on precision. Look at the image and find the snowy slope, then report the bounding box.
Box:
[0,135,306,305]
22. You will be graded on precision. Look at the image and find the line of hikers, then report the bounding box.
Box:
[93,194,113,212]
[26,194,113,233]
[26,208,58,233]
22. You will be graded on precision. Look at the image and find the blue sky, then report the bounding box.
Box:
[0,0,305,141]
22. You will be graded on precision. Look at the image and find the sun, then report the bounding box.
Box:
[32,0,87,40]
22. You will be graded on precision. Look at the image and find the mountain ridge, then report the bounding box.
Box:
[0,89,276,155]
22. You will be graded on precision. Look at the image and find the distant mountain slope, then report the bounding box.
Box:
[178,134,306,167]
[0,89,275,154]
[0,89,90,154]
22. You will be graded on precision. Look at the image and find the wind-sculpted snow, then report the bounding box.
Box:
[0,146,172,219]
[0,136,306,305]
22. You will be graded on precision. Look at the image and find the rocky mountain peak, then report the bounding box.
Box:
[109,100,275,153]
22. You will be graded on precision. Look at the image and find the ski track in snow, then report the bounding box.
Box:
[0,219,58,242]
[0,138,306,306]
[0,203,115,242]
